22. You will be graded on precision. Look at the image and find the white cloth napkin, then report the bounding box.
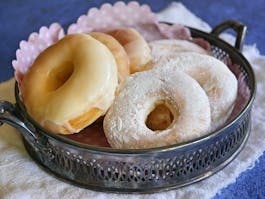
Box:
[1,2,265,199]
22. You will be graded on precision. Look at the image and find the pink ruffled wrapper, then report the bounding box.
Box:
[67,1,191,41]
[227,61,251,121]
[12,23,65,86]
[12,1,250,125]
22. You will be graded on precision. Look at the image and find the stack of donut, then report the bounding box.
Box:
[21,29,150,134]
[20,28,238,149]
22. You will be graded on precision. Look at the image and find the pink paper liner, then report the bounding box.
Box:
[11,1,251,133]
[67,1,191,41]
[227,61,251,121]
[12,23,65,86]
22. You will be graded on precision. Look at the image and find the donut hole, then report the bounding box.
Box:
[145,101,175,131]
[47,61,74,91]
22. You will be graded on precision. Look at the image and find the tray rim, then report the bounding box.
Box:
[23,121,251,193]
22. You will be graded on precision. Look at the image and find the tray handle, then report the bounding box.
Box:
[0,100,55,160]
[0,100,37,142]
[211,20,247,51]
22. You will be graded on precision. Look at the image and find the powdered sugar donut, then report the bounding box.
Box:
[151,52,238,131]
[149,39,209,62]
[103,69,211,149]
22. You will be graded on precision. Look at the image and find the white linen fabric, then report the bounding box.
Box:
[0,2,265,199]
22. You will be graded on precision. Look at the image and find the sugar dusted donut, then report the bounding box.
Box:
[107,28,151,73]
[89,32,130,83]
[149,39,209,62]
[103,69,211,149]
[21,34,118,134]
[151,52,238,131]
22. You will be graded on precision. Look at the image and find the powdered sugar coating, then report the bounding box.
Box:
[149,39,209,62]
[151,52,238,131]
[103,69,211,149]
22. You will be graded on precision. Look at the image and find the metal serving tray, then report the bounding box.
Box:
[0,20,256,193]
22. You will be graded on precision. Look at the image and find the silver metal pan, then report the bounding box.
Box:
[0,20,256,193]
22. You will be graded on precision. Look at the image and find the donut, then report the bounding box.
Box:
[89,32,130,83]
[21,34,118,134]
[149,39,209,62]
[107,28,151,73]
[151,52,238,131]
[103,69,211,149]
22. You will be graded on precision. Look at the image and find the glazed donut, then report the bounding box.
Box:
[21,34,118,134]
[107,28,151,73]
[149,39,209,62]
[103,69,211,149]
[151,52,238,131]
[89,32,130,83]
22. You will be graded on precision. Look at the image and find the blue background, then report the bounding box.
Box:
[0,1,264,198]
